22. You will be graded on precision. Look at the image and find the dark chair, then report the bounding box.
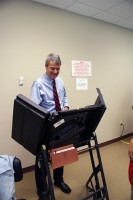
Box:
[13,157,23,182]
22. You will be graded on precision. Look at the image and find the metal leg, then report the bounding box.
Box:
[82,133,109,200]
[39,145,56,200]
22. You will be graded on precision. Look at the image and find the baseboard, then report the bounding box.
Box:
[22,132,133,174]
[23,165,35,173]
[99,132,133,148]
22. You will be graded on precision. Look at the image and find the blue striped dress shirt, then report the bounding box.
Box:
[31,73,69,112]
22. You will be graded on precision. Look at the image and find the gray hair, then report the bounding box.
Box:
[45,53,61,67]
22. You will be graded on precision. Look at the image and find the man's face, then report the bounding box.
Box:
[46,60,61,80]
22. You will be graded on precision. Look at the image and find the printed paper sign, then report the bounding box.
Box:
[72,60,91,77]
[76,78,88,90]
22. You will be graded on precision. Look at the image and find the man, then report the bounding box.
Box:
[0,155,16,200]
[129,138,133,161]
[128,138,133,200]
[31,53,71,199]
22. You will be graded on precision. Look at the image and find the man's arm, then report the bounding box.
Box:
[31,81,42,105]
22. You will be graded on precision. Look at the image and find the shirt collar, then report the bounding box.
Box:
[44,73,53,85]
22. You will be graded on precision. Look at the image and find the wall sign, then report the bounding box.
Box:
[72,60,91,77]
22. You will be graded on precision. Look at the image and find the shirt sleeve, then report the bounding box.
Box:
[62,87,69,109]
[57,77,69,109]
[31,81,42,105]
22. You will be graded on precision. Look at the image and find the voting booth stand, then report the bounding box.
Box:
[83,133,109,200]
[12,88,109,200]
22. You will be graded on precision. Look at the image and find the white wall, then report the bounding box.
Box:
[0,0,133,168]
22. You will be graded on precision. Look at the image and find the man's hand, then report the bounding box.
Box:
[64,106,69,111]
